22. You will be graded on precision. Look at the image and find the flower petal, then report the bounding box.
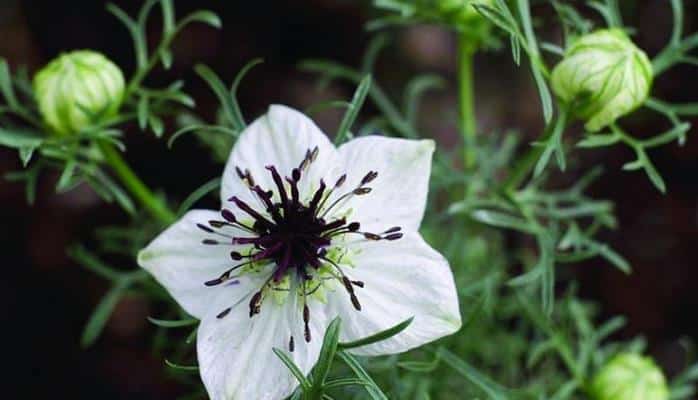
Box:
[221,105,338,206]
[336,136,435,232]
[198,290,327,400]
[137,210,262,318]
[328,232,461,356]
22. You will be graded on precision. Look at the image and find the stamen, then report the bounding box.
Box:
[216,307,232,319]
[249,291,263,317]
[204,156,396,335]
[334,174,346,188]
[385,233,403,241]
[197,223,215,233]
[303,303,311,343]
[361,171,378,185]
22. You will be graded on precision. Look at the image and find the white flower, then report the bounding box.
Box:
[138,105,461,400]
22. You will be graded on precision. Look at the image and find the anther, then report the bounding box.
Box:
[249,291,263,317]
[383,226,401,234]
[310,146,319,162]
[384,233,403,241]
[303,304,311,342]
[221,209,236,223]
[334,174,347,188]
[363,232,382,240]
[202,239,220,245]
[235,166,245,180]
[197,223,215,233]
[230,251,243,260]
[209,220,226,228]
[292,168,301,182]
[205,277,224,286]
[289,336,295,352]
[351,280,365,288]
[347,222,360,232]
[361,171,378,185]
[353,187,372,195]
[216,307,232,319]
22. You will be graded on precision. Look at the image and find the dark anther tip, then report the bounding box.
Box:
[384,226,402,234]
[209,220,225,228]
[352,280,365,288]
[202,239,219,245]
[335,174,347,188]
[353,187,372,195]
[216,307,232,319]
[363,232,382,240]
[292,168,301,182]
[221,209,236,223]
[197,223,215,233]
[205,278,223,286]
[348,222,361,231]
[361,171,378,185]
[235,166,245,179]
[385,233,403,241]
[230,251,243,260]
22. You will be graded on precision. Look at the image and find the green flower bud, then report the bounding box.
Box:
[590,353,669,400]
[550,29,653,132]
[33,50,125,136]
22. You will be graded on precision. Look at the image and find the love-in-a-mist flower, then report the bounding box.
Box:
[550,29,653,132]
[33,50,125,136]
[138,105,461,400]
[590,353,669,400]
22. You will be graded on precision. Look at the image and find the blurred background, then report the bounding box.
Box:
[1,0,697,398]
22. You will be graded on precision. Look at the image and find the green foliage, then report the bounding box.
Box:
[3,1,698,400]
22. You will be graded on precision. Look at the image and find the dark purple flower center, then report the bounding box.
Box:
[197,147,402,345]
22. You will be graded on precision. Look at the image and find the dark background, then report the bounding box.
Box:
[2,0,697,398]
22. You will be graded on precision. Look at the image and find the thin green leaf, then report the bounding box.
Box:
[273,348,312,390]
[439,347,509,400]
[195,64,239,129]
[81,282,127,348]
[168,125,238,148]
[311,317,341,393]
[165,359,199,372]
[470,210,536,233]
[577,132,620,148]
[106,3,147,69]
[0,128,43,149]
[338,351,388,400]
[137,95,149,130]
[176,176,222,217]
[147,317,198,328]
[339,317,413,350]
[229,58,264,129]
[0,59,19,108]
[149,115,165,137]
[179,10,222,29]
[335,74,372,145]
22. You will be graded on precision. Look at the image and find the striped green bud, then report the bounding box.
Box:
[551,29,653,132]
[590,353,669,400]
[33,50,125,136]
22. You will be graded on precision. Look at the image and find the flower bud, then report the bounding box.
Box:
[550,29,653,132]
[590,353,669,400]
[33,50,125,136]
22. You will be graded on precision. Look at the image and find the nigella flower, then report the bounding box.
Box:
[138,105,461,400]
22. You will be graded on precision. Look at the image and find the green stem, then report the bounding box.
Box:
[98,141,176,225]
[458,34,478,170]
[504,107,569,191]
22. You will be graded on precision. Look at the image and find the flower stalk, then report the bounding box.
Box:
[98,140,176,225]
[458,33,477,170]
